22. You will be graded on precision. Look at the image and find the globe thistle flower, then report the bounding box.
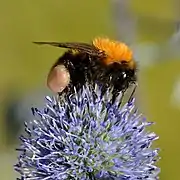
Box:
[15,83,160,180]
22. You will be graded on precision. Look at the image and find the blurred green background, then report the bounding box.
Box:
[0,0,180,179]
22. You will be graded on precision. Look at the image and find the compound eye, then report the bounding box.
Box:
[47,65,70,93]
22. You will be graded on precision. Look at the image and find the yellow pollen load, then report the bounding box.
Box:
[92,37,133,65]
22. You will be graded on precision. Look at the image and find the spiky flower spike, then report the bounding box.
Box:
[15,84,160,180]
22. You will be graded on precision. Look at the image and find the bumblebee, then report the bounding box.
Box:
[34,37,137,96]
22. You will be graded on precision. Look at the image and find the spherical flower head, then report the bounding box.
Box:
[15,83,160,180]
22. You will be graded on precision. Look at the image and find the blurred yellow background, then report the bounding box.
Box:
[0,0,180,179]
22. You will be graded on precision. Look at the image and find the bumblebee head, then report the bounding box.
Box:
[92,37,135,70]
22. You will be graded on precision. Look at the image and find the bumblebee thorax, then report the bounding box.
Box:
[93,37,134,68]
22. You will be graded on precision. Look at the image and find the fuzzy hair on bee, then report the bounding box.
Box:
[34,37,137,96]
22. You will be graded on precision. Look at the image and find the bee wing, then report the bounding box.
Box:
[33,41,102,56]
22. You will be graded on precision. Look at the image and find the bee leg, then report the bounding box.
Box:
[57,91,65,103]
[57,85,70,102]
[128,82,138,103]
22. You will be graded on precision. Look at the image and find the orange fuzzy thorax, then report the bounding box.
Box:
[92,37,133,66]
